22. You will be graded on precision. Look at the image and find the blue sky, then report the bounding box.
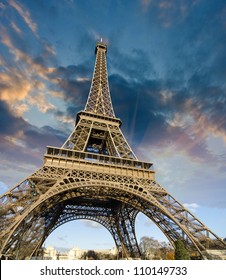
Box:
[0,0,226,250]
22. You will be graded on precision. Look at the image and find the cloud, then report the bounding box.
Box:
[0,100,67,185]
[0,134,44,186]
[0,19,94,187]
[8,0,38,36]
[183,203,200,212]
[107,32,226,160]
[10,21,23,36]
[22,125,66,150]
[57,235,68,242]
[109,72,225,166]
[82,220,103,229]
[48,65,91,103]
[0,67,32,102]
[47,65,93,121]
[140,0,200,27]
[110,47,155,80]
[28,93,56,113]
[0,27,58,116]
[0,100,28,135]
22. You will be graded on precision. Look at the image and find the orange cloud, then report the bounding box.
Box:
[10,103,29,117]
[27,93,56,113]
[0,28,60,116]
[0,71,32,101]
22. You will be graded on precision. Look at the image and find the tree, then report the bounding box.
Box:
[139,236,174,260]
[139,236,160,259]
[159,242,174,260]
[82,250,99,260]
[165,250,175,260]
[174,240,190,260]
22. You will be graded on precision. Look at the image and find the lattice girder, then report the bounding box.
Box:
[32,200,140,259]
[1,170,225,259]
[85,42,115,117]
[62,117,92,151]
[116,205,140,258]
[31,201,124,258]
[62,111,137,159]
[0,174,56,240]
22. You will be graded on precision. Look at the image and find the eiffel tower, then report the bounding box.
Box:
[0,41,226,260]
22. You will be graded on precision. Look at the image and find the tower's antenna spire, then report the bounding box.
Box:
[84,41,115,117]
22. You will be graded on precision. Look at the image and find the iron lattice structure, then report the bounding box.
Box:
[1,42,226,260]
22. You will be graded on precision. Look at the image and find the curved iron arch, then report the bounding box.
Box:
[1,179,207,259]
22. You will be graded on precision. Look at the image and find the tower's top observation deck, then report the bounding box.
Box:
[95,41,107,54]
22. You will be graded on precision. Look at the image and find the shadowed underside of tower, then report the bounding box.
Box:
[0,42,226,260]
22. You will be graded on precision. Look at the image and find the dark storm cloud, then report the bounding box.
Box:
[140,0,226,86]
[108,68,225,163]
[52,65,90,79]
[109,47,156,80]
[48,65,93,121]
[103,0,226,163]
[57,78,89,104]
[0,100,67,165]
[0,100,27,135]
[49,65,91,106]
[0,135,43,169]
[0,101,67,186]
[23,125,67,150]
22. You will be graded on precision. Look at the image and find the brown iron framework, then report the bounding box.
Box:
[0,42,226,260]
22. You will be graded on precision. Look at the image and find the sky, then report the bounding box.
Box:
[0,0,226,251]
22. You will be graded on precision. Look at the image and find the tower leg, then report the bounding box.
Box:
[115,204,141,259]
